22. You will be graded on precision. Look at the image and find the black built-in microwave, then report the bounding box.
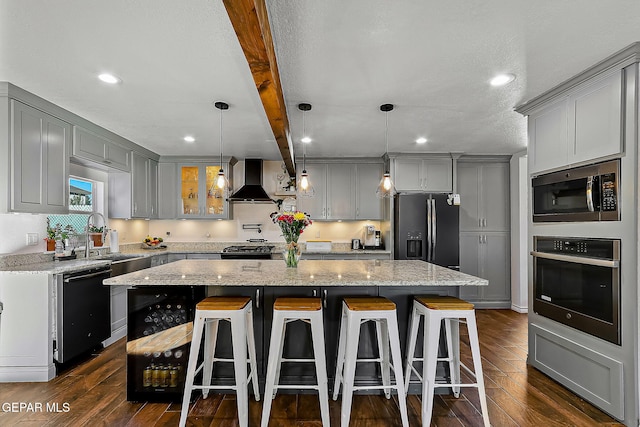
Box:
[532,159,619,222]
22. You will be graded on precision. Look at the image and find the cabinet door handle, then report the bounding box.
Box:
[313,289,317,297]
[323,289,327,308]
[479,235,482,244]
[482,218,487,227]
[327,208,331,217]
[255,289,260,309]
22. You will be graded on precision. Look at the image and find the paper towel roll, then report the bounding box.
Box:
[110,230,119,253]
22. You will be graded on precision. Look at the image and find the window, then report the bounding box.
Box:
[69,177,94,212]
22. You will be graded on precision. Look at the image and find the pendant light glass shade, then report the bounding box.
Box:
[211,101,230,198]
[296,103,315,198]
[376,104,396,198]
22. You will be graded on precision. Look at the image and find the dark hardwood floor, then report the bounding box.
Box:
[0,310,624,426]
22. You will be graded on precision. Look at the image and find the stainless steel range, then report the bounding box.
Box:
[221,245,274,259]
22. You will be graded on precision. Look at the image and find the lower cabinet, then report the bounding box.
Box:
[459,232,511,308]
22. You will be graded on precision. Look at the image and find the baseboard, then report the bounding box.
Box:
[0,364,55,382]
[511,303,528,313]
[103,325,127,347]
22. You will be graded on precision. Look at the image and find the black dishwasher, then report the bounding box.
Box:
[55,266,112,363]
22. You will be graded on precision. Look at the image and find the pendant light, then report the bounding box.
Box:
[376,103,396,198]
[211,101,230,198]
[297,103,315,198]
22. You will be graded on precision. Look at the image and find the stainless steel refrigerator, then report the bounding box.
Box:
[393,193,459,270]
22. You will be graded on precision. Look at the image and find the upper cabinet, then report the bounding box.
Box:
[457,160,509,232]
[108,152,159,219]
[72,126,130,172]
[177,161,234,219]
[9,100,70,214]
[391,156,453,192]
[355,162,384,220]
[296,160,383,221]
[522,69,623,174]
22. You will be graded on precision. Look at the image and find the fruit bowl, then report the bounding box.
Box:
[142,236,165,249]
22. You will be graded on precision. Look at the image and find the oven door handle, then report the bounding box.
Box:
[586,176,595,212]
[530,251,618,268]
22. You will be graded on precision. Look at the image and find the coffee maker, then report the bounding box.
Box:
[362,225,381,249]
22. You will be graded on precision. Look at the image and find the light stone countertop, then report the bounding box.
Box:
[103,259,487,287]
[0,259,112,275]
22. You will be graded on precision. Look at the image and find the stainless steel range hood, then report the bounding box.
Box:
[228,159,274,203]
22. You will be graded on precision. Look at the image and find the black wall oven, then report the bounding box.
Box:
[532,159,619,222]
[531,236,621,345]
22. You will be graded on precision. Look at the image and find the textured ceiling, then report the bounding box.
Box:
[1,0,639,162]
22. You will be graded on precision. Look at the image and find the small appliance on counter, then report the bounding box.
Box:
[362,225,383,249]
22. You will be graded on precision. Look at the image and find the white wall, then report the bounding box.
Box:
[510,151,528,313]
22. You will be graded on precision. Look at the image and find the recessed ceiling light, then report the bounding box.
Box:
[416,137,427,144]
[490,73,515,87]
[301,136,312,143]
[98,73,122,84]
[183,136,195,143]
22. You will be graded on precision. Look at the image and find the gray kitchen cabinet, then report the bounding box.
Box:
[10,100,70,214]
[457,161,509,232]
[458,231,510,308]
[296,162,326,219]
[296,160,386,221]
[177,161,234,219]
[168,253,187,262]
[157,162,177,219]
[150,253,169,266]
[108,152,158,219]
[527,69,623,174]
[297,162,354,220]
[186,253,221,259]
[392,156,453,192]
[72,125,130,172]
[355,162,384,220]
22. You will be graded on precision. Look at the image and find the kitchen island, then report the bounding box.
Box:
[104,259,487,401]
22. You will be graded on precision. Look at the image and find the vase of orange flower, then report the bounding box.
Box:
[270,211,312,268]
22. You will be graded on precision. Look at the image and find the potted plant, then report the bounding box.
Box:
[45,220,75,251]
[45,219,58,251]
[87,224,106,247]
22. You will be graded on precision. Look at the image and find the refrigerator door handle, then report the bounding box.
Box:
[431,198,436,261]
[426,198,432,261]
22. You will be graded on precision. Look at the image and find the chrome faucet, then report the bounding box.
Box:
[85,212,108,258]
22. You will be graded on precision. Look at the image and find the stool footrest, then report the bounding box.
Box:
[276,384,319,390]
[356,358,383,363]
[353,384,401,391]
[433,382,479,389]
[280,358,316,363]
[193,384,239,391]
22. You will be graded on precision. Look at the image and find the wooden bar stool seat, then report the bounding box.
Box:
[262,297,329,427]
[405,295,490,426]
[179,296,260,427]
[333,296,409,427]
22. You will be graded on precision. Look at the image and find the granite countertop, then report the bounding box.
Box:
[104,259,487,287]
[0,242,390,274]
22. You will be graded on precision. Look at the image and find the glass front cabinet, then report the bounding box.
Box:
[177,160,235,219]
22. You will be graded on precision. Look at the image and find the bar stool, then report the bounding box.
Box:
[179,296,260,427]
[333,297,409,427]
[404,296,490,426]
[261,297,330,427]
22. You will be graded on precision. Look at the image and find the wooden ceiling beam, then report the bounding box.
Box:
[222,0,295,177]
